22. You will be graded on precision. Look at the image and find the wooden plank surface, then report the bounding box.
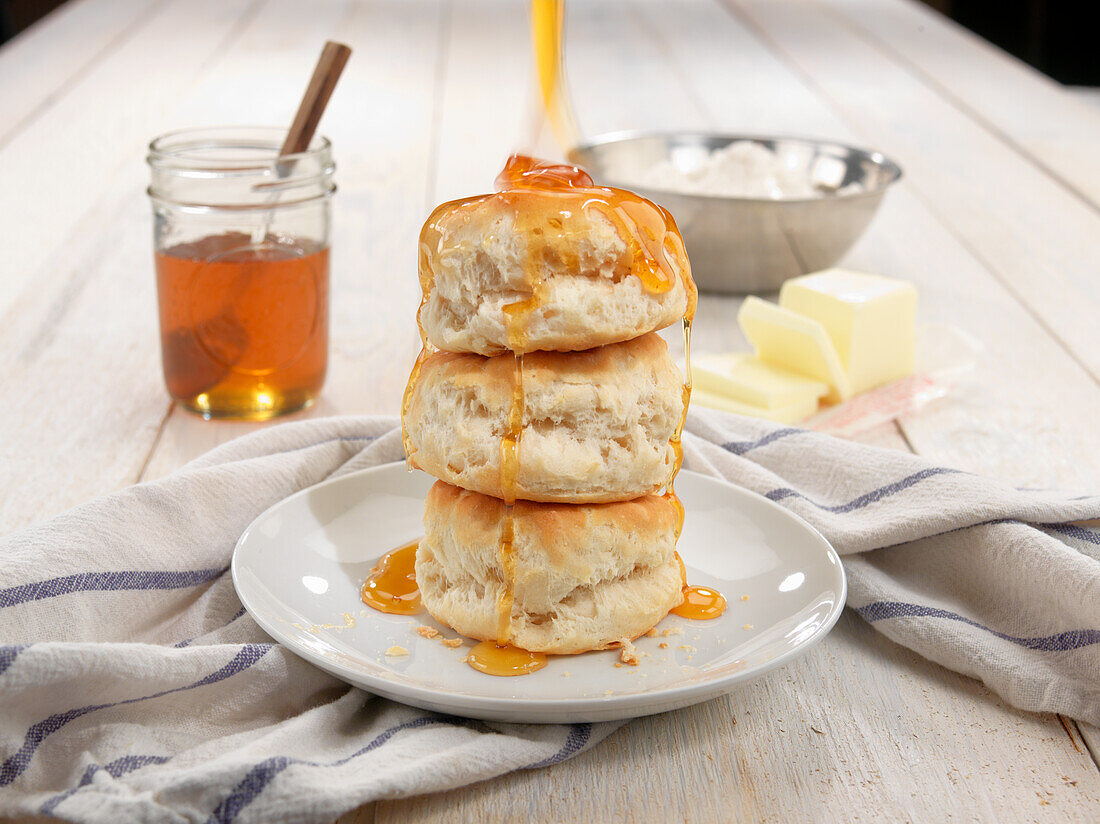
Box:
[818,0,1100,211]
[0,0,262,315]
[0,0,160,148]
[0,0,262,533]
[379,612,1100,824]
[1,0,1098,821]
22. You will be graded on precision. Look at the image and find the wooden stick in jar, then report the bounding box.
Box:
[278,40,352,166]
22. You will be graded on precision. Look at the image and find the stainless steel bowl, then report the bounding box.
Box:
[569,131,902,294]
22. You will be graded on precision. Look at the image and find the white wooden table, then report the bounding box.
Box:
[3,0,1099,820]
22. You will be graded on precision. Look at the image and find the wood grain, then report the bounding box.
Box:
[0,0,266,532]
[0,0,261,316]
[819,0,1100,211]
[377,613,1100,823]
[0,0,159,149]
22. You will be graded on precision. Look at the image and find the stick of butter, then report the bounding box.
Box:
[779,269,917,395]
[691,387,821,425]
[694,352,828,409]
[737,296,853,403]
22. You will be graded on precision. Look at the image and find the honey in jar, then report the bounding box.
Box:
[147,127,335,419]
[154,233,328,419]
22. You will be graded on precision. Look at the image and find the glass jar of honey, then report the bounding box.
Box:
[147,127,334,420]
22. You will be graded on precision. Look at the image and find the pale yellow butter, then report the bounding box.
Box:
[737,297,852,403]
[691,387,820,424]
[779,269,917,394]
[693,352,828,409]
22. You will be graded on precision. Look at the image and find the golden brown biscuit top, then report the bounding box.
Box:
[417,155,697,337]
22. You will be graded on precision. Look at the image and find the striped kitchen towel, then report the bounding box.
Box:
[1,412,1098,822]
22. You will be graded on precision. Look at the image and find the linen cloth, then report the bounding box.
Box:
[1,411,1097,823]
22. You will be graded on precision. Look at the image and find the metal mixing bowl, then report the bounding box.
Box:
[569,131,902,294]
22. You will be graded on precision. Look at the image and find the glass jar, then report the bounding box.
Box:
[147,126,335,420]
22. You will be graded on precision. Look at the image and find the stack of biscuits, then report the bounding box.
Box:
[402,157,698,656]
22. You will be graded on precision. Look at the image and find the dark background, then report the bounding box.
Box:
[0,0,1096,86]
[922,0,1096,86]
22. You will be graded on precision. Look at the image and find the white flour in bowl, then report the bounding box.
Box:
[609,140,863,199]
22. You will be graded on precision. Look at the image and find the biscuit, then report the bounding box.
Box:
[419,189,696,355]
[404,333,684,503]
[417,481,684,654]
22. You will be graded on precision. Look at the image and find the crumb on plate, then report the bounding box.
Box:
[619,638,639,666]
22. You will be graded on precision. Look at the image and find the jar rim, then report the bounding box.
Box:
[147,126,332,171]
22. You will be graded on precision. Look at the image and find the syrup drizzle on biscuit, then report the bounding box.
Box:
[416,154,694,355]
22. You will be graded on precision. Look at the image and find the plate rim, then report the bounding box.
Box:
[231,461,847,719]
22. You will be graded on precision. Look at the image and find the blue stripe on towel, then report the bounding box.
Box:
[721,427,804,456]
[0,644,28,677]
[0,644,271,786]
[40,754,170,815]
[1,434,382,612]
[0,567,228,610]
[856,602,1100,651]
[523,723,593,769]
[1043,523,1100,546]
[767,467,963,513]
[174,606,249,648]
[207,715,460,824]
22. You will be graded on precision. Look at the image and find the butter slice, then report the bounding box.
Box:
[738,297,852,403]
[780,269,917,394]
[692,387,819,425]
[693,352,828,409]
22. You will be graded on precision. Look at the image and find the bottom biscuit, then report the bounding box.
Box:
[417,480,684,654]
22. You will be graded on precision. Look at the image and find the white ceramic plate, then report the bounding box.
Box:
[232,463,846,723]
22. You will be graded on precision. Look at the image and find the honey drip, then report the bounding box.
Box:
[361,541,422,615]
[531,0,579,152]
[664,315,693,540]
[496,352,525,645]
[664,307,726,619]
[467,641,549,677]
[670,552,727,620]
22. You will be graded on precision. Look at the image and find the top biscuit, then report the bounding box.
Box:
[417,156,697,356]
